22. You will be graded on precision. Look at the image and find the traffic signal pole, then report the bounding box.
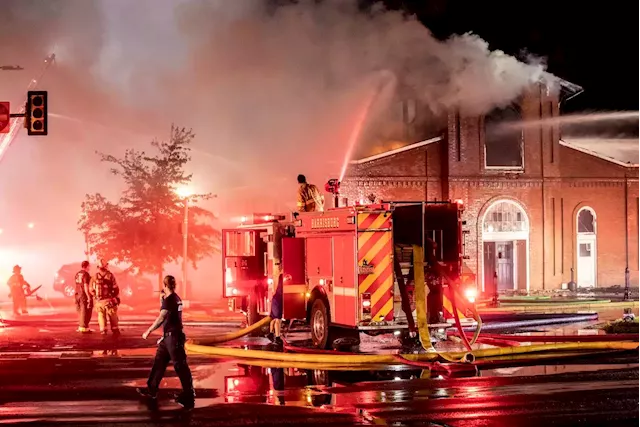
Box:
[0,53,54,162]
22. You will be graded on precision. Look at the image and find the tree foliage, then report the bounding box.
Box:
[78,126,220,283]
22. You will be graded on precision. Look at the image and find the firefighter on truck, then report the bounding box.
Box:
[296,174,324,212]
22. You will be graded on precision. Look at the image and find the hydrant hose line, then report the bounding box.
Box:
[193,315,272,345]
[412,245,480,361]
[186,340,638,364]
[185,251,637,366]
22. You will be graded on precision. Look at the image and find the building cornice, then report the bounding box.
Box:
[342,176,638,188]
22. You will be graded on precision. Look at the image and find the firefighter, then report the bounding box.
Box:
[267,272,286,348]
[75,261,93,333]
[137,275,195,409]
[6,265,30,316]
[92,258,120,335]
[296,174,324,212]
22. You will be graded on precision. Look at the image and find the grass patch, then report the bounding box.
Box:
[602,318,639,334]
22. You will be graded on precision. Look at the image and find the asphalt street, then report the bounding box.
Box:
[0,318,638,426]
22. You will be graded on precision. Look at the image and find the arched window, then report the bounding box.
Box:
[577,208,596,233]
[483,200,529,234]
[484,105,524,169]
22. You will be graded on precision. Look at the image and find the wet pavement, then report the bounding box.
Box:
[0,309,638,426]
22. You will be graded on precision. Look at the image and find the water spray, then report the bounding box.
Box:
[338,71,398,183]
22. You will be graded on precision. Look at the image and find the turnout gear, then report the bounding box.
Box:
[92,263,120,334]
[297,182,324,212]
[7,267,30,316]
[75,267,93,332]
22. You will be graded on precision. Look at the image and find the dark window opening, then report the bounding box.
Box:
[577,209,595,233]
[225,231,256,257]
[485,105,524,168]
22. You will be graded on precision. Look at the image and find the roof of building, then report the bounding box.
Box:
[560,138,639,168]
[350,135,638,169]
[546,73,584,101]
[349,136,443,165]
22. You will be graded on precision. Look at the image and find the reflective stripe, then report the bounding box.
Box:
[333,286,356,297]
[283,284,307,294]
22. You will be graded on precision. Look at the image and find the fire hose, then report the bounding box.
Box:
[186,338,638,367]
[186,249,638,366]
[411,245,474,362]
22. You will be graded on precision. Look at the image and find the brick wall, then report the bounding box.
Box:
[341,84,639,291]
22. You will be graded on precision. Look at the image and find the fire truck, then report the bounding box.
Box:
[222,200,476,349]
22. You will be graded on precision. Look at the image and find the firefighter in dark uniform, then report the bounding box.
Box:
[267,273,286,347]
[75,261,93,333]
[92,259,120,335]
[137,275,195,409]
[6,265,30,316]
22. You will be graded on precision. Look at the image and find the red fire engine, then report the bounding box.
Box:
[222,201,476,349]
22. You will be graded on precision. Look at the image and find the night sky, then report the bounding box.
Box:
[380,0,639,112]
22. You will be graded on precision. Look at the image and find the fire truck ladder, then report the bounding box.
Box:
[0,53,56,163]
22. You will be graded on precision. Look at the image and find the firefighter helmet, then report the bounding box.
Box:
[12,265,21,273]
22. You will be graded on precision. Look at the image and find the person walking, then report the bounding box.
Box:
[137,275,195,409]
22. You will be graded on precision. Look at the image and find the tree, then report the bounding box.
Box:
[78,126,220,289]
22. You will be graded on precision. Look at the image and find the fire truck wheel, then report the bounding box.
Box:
[310,298,330,349]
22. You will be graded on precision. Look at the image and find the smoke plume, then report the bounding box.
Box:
[0,0,553,291]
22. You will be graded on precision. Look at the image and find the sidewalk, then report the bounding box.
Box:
[478,299,639,314]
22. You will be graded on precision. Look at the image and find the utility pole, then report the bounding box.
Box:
[182,197,189,303]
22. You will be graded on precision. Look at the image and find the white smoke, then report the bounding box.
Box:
[0,0,555,292]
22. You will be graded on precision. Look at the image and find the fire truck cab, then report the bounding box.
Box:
[222,202,475,349]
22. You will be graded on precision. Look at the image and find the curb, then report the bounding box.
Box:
[478,301,639,313]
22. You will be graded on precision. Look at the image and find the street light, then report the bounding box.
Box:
[174,186,194,303]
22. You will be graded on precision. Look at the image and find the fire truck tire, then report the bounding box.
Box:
[310,299,331,349]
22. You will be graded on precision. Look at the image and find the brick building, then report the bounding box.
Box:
[342,83,639,292]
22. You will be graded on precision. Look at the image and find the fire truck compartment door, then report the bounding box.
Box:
[332,235,357,326]
[281,237,307,320]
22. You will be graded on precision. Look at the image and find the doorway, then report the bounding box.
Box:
[483,240,527,291]
[481,199,530,292]
[576,207,597,288]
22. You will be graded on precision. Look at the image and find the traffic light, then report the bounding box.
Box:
[25,91,48,136]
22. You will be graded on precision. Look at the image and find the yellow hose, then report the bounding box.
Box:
[412,245,473,363]
[191,316,272,345]
[412,245,432,350]
[185,251,637,368]
[186,340,638,364]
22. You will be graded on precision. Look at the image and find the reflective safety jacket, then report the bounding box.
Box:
[297,183,324,212]
[92,268,119,300]
[7,273,28,293]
